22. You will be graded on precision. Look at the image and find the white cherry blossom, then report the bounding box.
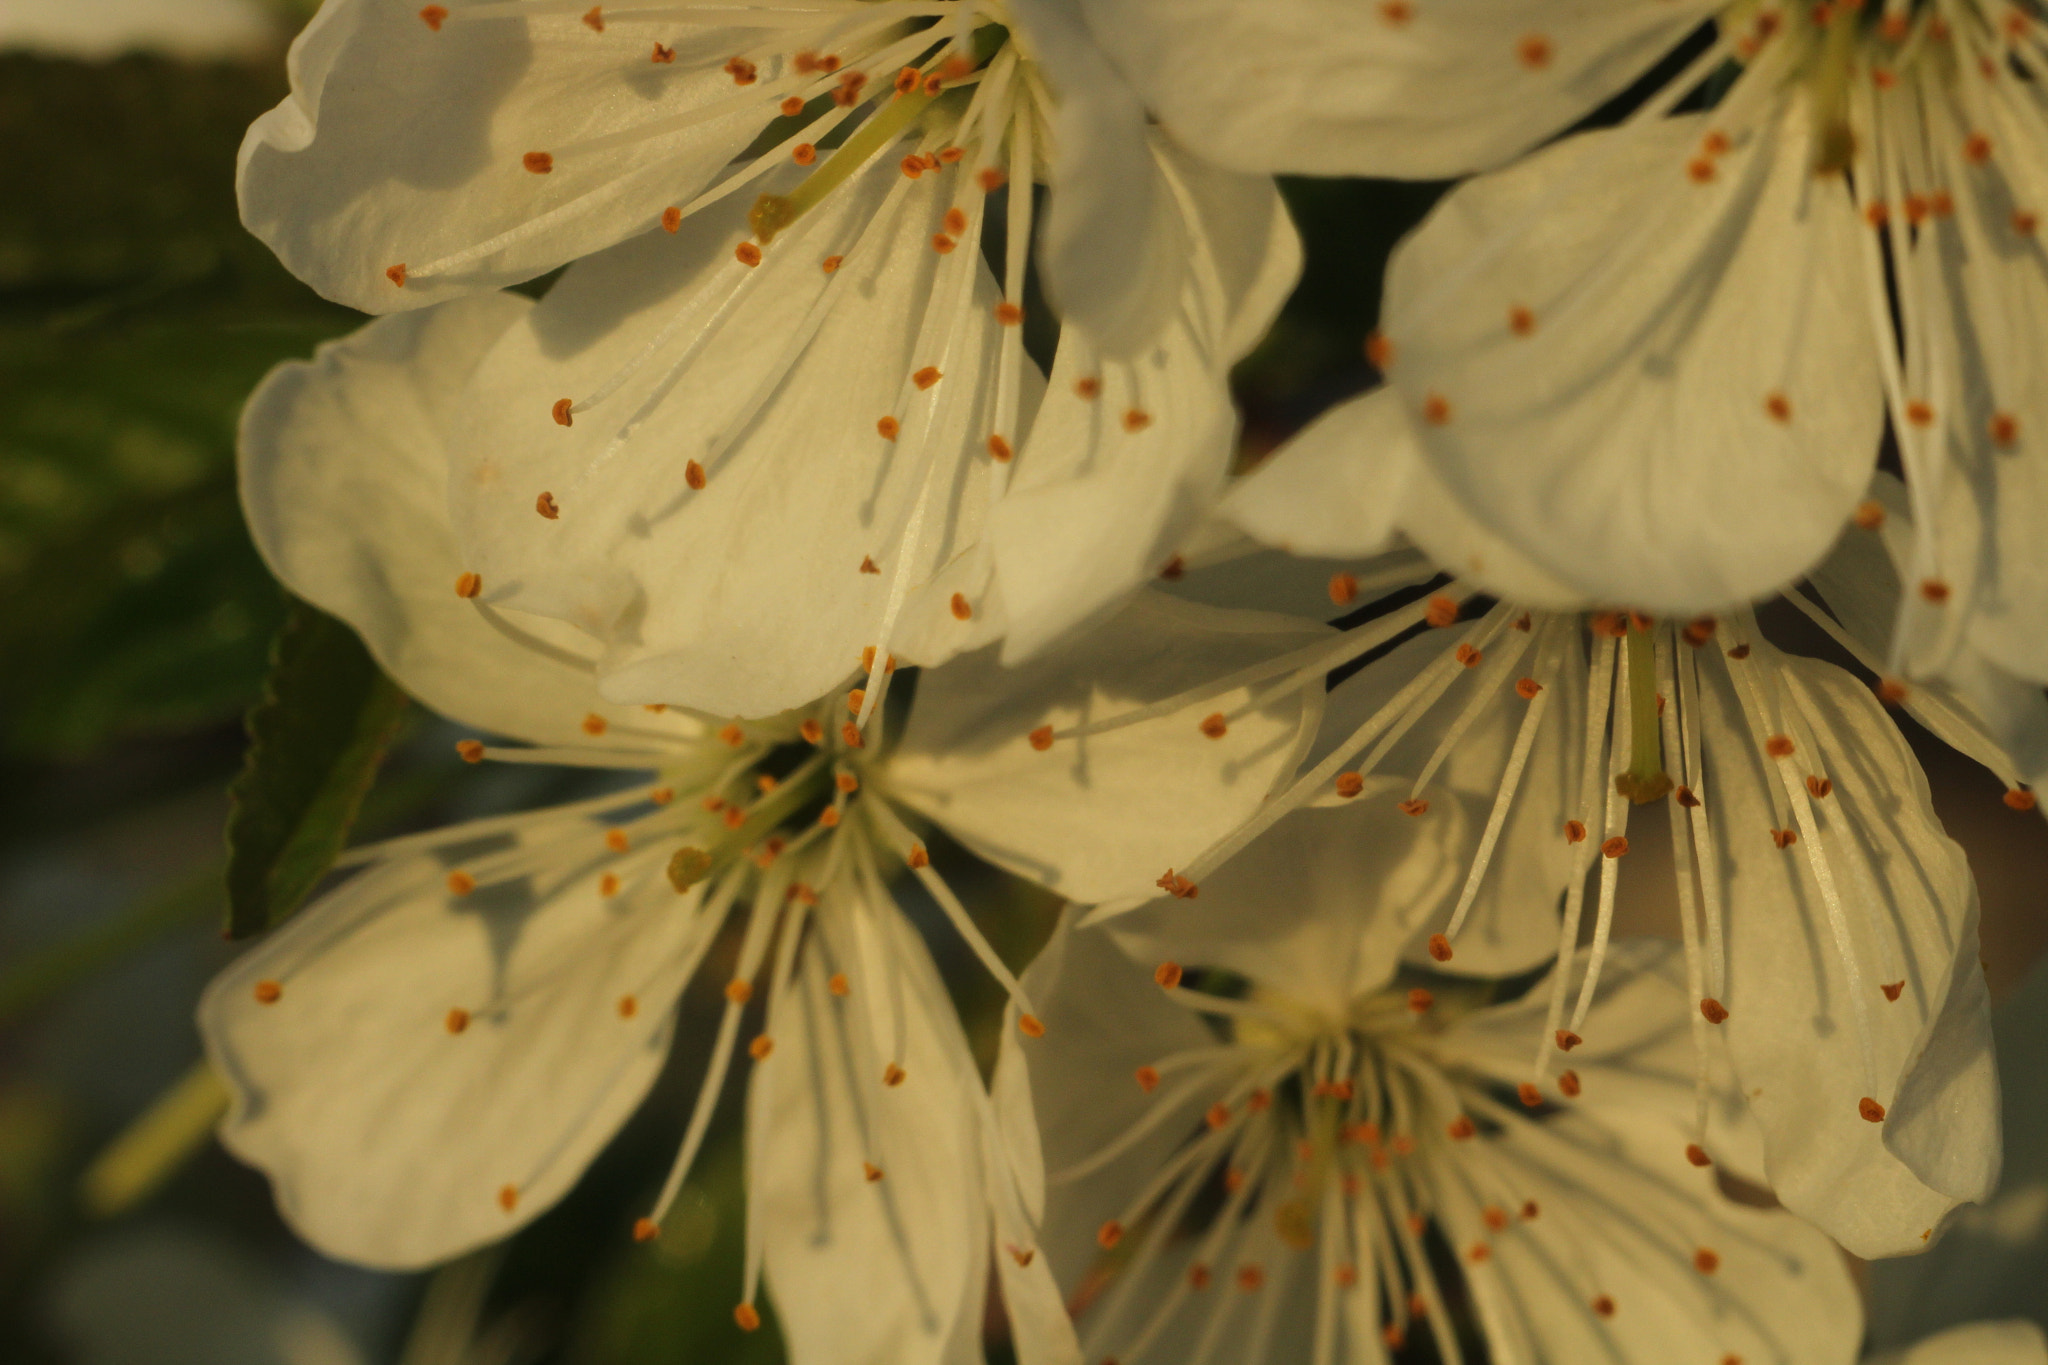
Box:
[1359,2,2048,695]
[204,296,1330,1365]
[999,817,1863,1365]
[237,0,1298,716]
[1132,389,2029,1258]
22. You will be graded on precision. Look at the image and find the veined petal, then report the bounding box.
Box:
[1697,648,1997,1257]
[751,902,988,1365]
[1010,0,1185,357]
[886,591,1330,905]
[199,815,706,1269]
[1074,0,1717,178]
[239,0,769,312]
[239,296,701,749]
[453,145,1010,718]
[1380,105,1882,612]
[991,141,1300,659]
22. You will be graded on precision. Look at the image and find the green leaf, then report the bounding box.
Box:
[224,598,410,939]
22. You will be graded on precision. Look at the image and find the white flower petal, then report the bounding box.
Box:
[751,910,988,1365]
[238,296,700,749]
[1074,0,1716,178]
[199,818,703,1269]
[991,141,1300,659]
[1380,106,1882,612]
[1698,648,1997,1257]
[1010,0,1186,357]
[887,591,1329,905]
[452,145,1010,717]
[1226,386,1592,608]
[240,0,768,312]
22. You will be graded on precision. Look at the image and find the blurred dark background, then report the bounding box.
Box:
[1,5,2043,1363]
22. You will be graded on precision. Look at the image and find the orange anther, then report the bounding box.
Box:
[419,5,447,28]
[882,1063,905,1086]
[1427,933,1452,961]
[1859,1096,1887,1123]
[1592,1295,1616,1317]
[253,979,282,1004]
[735,241,762,267]
[1335,771,1364,798]
[791,142,817,165]
[1198,712,1228,739]
[1410,988,1435,1013]
[551,398,574,426]
[1601,836,1629,859]
[452,571,483,599]
[1771,827,1798,848]
[600,873,620,896]
[1764,734,1794,757]
[840,721,862,748]
[1882,980,1906,1001]
[1905,399,1934,426]
[1990,412,2020,446]
[499,1185,518,1212]
[1564,819,1587,842]
[1764,391,1792,422]
[779,95,805,117]
[1920,578,1952,603]
[828,973,850,996]
[1189,1264,1212,1289]
[1964,132,1993,165]
[447,870,476,896]
[1028,725,1054,751]
[652,42,674,63]
[1727,642,1752,660]
[2006,788,2038,811]
[986,433,1013,461]
[385,263,408,287]
[1018,1013,1045,1039]
[836,770,859,793]
[1327,571,1360,605]
[456,739,485,763]
[906,843,929,870]
[605,829,630,853]
[523,151,554,174]
[1425,594,1460,627]
[1380,0,1412,22]
[1686,1143,1711,1167]
[1236,1265,1264,1291]
[1421,393,1453,424]
[1154,961,1183,989]
[992,301,1024,326]
[1467,1244,1490,1263]
[1399,798,1430,817]
[1807,775,1833,799]
[1677,785,1700,807]
[1865,200,1890,227]
[900,154,925,178]
[876,416,900,440]
[1688,156,1717,183]
[1156,870,1198,899]
[581,5,603,29]
[2014,209,2039,235]
[724,979,752,1005]
[949,592,972,621]
[1455,643,1483,667]
[1074,376,1101,399]
[863,1161,883,1182]
[734,1304,761,1332]
[976,166,1007,192]
[1134,1065,1161,1092]
[1483,1205,1508,1230]
[893,65,919,94]
[1122,408,1153,433]
[1516,33,1552,68]
[749,1034,774,1060]
[821,254,844,273]
[1701,997,1728,1023]
[578,712,607,737]
[724,56,757,85]
[1514,676,1543,700]
[633,1218,659,1242]
[1559,1069,1581,1097]
[1364,331,1394,368]
[1556,1029,1583,1051]
[1097,1221,1123,1249]
[1694,1248,1720,1274]
[931,233,956,253]
[913,366,942,390]
[1517,1082,1541,1107]
[1508,304,1536,335]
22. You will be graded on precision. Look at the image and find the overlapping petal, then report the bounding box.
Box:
[1071,0,1717,178]
[239,0,770,312]
[1379,106,1882,612]
[238,295,701,749]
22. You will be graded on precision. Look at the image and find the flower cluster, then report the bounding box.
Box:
[206,1,2048,1362]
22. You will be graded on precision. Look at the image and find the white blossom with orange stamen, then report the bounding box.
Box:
[1000,815,1861,1365]
[203,296,1330,1364]
[1215,389,2025,1259]
[238,0,1297,715]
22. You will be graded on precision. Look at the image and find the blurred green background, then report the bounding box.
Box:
[2,5,2045,1364]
